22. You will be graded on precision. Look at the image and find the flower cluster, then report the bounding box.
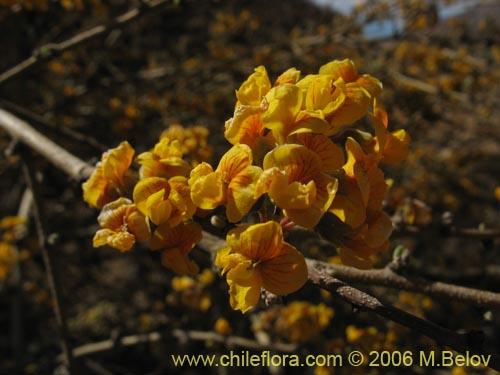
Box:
[83,59,409,313]
[83,125,213,275]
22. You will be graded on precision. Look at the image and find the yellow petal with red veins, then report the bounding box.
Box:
[262,84,303,143]
[217,144,253,183]
[290,133,345,172]
[329,82,372,128]
[224,105,265,146]
[329,181,366,228]
[233,221,283,261]
[226,165,263,223]
[274,67,301,86]
[82,167,108,208]
[263,144,322,181]
[319,59,358,82]
[189,163,225,209]
[226,261,262,313]
[215,246,247,275]
[93,229,116,248]
[148,197,172,226]
[236,66,271,107]
[270,178,317,210]
[133,177,170,216]
[93,229,136,252]
[260,243,308,295]
[284,177,337,228]
[357,75,382,100]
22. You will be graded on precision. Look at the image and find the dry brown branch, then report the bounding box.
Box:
[0,99,108,152]
[200,232,500,310]
[389,70,468,102]
[2,108,500,371]
[0,0,175,85]
[20,147,75,374]
[306,263,500,371]
[306,258,500,310]
[0,108,94,181]
[393,224,500,240]
[64,329,297,360]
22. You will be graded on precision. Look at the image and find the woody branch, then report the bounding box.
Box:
[1,108,500,371]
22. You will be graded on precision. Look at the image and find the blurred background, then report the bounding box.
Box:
[0,0,499,374]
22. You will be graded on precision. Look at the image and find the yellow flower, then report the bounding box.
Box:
[370,103,410,164]
[160,124,213,166]
[215,221,308,313]
[133,176,196,227]
[262,83,328,144]
[224,105,275,160]
[296,59,382,135]
[338,211,393,269]
[136,137,191,179]
[189,144,262,223]
[82,141,135,209]
[288,133,345,172]
[329,137,387,228]
[226,66,302,159]
[235,66,271,107]
[150,221,202,276]
[93,198,151,252]
[256,144,338,228]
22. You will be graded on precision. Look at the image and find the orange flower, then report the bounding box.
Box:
[256,144,338,228]
[338,211,393,269]
[133,176,196,227]
[189,144,262,223]
[136,137,191,179]
[82,141,135,209]
[150,222,202,276]
[93,198,151,252]
[215,221,308,313]
[329,137,387,228]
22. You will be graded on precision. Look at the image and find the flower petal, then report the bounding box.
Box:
[189,163,225,209]
[226,166,263,223]
[161,248,199,276]
[217,144,253,183]
[260,243,308,295]
[262,84,303,143]
[226,261,262,313]
[236,66,271,107]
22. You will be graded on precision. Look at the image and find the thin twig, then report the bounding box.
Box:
[64,329,297,360]
[306,258,500,310]
[0,99,108,152]
[0,0,174,85]
[306,262,500,372]
[389,70,468,102]
[2,108,500,371]
[200,231,500,310]
[0,108,94,181]
[393,224,500,240]
[20,147,75,374]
